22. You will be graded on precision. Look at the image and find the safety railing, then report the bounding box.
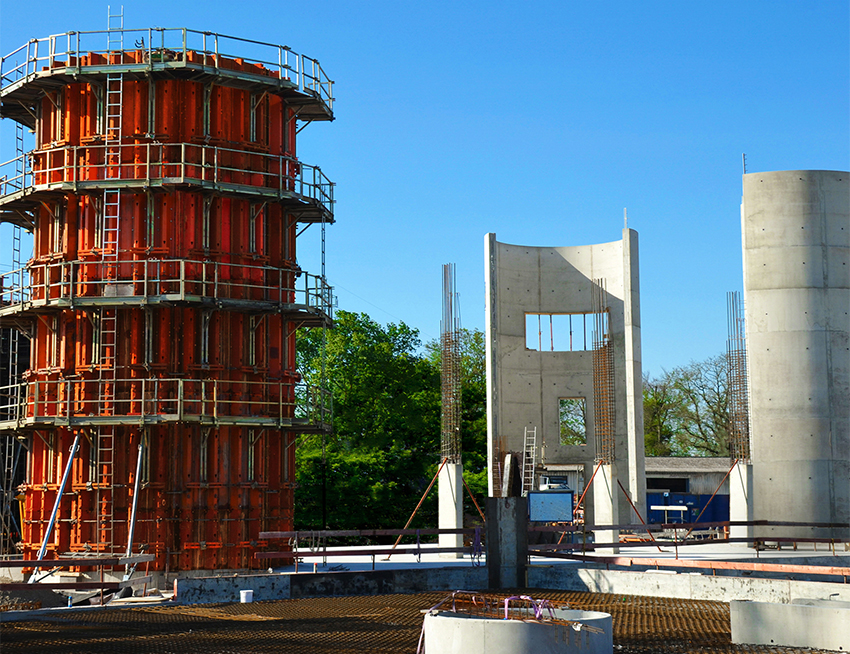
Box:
[0,259,333,318]
[0,143,334,213]
[0,378,331,429]
[1,28,333,111]
[529,520,850,557]
[257,528,484,570]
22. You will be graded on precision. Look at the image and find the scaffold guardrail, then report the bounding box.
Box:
[0,144,333,216]
[0,28,333,111]
[0,259,333,319]
[0,378,331,430]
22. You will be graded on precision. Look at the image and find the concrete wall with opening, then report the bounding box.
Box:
[484,229,645,528]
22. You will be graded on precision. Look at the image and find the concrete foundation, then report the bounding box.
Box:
[731,598,850,650]
[728,461,753,545]
[486,496,528,589]
[175,566,488,604]
[591,464,619,551]
[741,170,850,539]
[423,608,613,654]
[439,463,464,558]
[527,564,850,604]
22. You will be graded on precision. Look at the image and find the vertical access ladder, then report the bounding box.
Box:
[0,123,27,554]
[95,5,125,553]
[521,427,537,496]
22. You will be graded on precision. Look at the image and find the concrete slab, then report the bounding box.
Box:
[731,598,850,650]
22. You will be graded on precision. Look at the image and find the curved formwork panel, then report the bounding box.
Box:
[21,424,296,569]
[0,29,334,571]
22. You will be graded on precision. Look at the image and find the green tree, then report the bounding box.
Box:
[559,398,587,446]
[670,355,730,456]
[643,372,679,456]
[643,354,731,457]
[295,311,441,532]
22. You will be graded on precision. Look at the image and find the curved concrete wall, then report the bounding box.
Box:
[741,170,850,538]
[423,609,613,654]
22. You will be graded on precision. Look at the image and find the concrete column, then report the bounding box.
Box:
[622,228,646,520]
[729,461,753,545]
[742,170,850,539]
[486,496,527,589]
[592,464,619,552]
[439,463,463,558]
[484,232,499,497]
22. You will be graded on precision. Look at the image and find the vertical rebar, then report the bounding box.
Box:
[441,264,462,464]
[727,291,751,462]
[592,279,615,463]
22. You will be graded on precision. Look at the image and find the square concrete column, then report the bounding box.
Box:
[439,463,463,558]
[592,464,619,552]
[486,496,528,589]
[729,461,753,545]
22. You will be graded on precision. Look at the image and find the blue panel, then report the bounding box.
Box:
[646,493,730,524]
[528,491,574,522]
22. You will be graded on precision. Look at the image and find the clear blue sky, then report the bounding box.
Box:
[2,1,848,375]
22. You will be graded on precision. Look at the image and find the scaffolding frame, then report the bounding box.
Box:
[0,20,335,569]
[0,377,331,431]
[0,27,334,125]
[0,259,333,322]
[0,143,334,224]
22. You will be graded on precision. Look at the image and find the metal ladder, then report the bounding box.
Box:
[102,5,124,268]
[491,455,503,498]
[0,433,21,554]
[10,226,22,424]
[1,127,27,554]
[94,426,116,552]
[95,4,124,554]
[14,122,24,190]
[521,427,537,496]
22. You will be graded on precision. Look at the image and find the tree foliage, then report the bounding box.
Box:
[295,312,487,532]
[559,398,587,446]
[643,354,731,457]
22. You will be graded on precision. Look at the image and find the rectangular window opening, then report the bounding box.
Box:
[647,478,689,493]
[525,312,608,352]
[559,398,587,446]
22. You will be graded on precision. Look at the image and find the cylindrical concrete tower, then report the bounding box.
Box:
[741,170,849,539]
[0,28,334,570]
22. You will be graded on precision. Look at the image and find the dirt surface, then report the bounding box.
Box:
[0,590,837,653]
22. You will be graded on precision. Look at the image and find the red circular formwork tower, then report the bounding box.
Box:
[0,27,334,571]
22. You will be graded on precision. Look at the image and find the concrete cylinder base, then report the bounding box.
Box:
[423,608,612,653]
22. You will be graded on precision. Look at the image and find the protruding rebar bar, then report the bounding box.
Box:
[727,291,751,462]
[441,264,461,464]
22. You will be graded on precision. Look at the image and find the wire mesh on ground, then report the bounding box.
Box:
[0,590,836,654]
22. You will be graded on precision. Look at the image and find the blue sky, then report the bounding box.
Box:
[2,1,848,375]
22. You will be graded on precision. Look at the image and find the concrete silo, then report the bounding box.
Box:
[741,170,849,539]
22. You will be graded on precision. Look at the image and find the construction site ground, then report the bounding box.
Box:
[0,589,840,654]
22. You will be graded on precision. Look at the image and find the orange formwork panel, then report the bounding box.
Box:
[0,27,334,571]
